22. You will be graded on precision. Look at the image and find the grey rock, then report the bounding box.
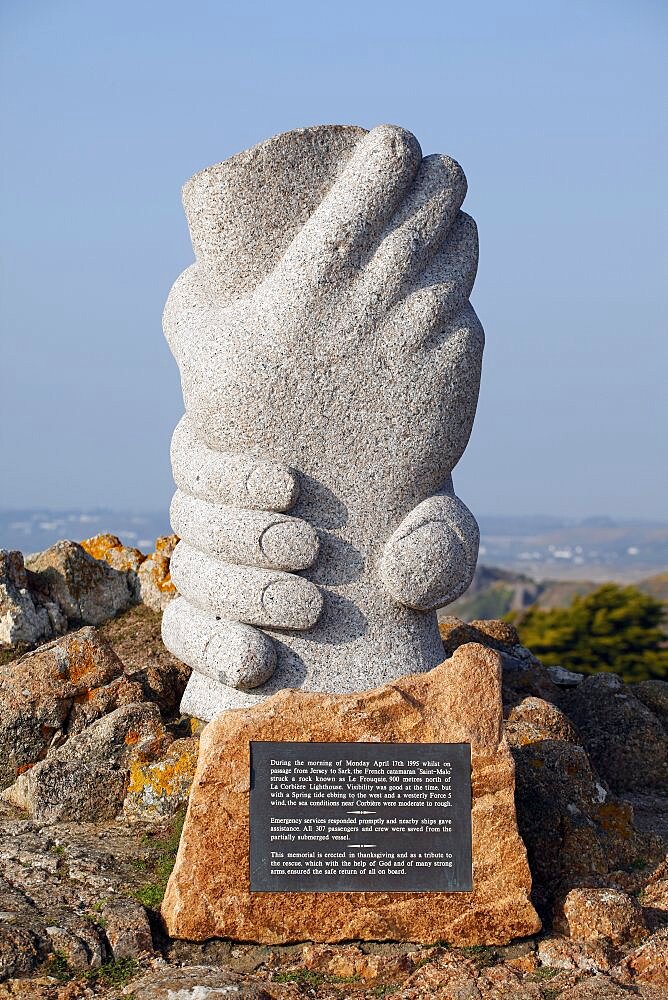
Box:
[162,124,484,719]
[127,965,259,999]
[0,626,143,788]
[101,897,153,959]
[26,539,134,626]
[558,673,668,793]
[0,923,43,980]
[46,923,104,969]
[506,696,580,746]
[548,664,585,687]
[2,702,170,823]
[512,738,658,917]
[0,550,63,648]
[631,679,668,730]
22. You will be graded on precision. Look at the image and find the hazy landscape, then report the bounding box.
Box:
[3,506,667,630]
[3,506,666,577]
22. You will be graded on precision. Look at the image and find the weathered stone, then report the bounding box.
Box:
[613,929,668,988]
[0,924,43,981]
[0,978,92,999]
[45,924,103,970]
[80,533,146,575]
[155,533,179,558]
[398,951,481,998]
[632,679,668,730]
[440,617,560,708]
[506,697,580,746]
[398,950,545,1000]
[512,738,654,917]
[642,858,668,925]
[98,604,191,719]
[537,934,615,973]
[137,551,177,612]
[26,540,133,626]
[162,124,485,720]
[3,703,171,822]
[100,897,153,959]
[0,627,143,787]
[162,643,539,944]
[558,673,668,793]
[548,665,585,687]
[299,942,417,984]
[125,965,268,1000]
[0,550,64,649]
[124,736,199,820]
[556,977,635,1000]
[554,887,646,946]
[439,617,519,653]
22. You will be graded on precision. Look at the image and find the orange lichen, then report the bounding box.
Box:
[64,638,100,684]
[597,802,634,839]
[127,741,199,799]
[124,730,140,746]
[155,534,179,556]
[81,533,123,560]
[81,532,146,573]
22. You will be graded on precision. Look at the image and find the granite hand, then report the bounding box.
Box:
[163,123,485,717]
[379,483,479,610]
[163,416,321,690]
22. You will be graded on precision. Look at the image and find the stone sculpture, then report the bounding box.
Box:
[161,124,484,720]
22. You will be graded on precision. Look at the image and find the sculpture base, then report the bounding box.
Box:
[162,643,540,945]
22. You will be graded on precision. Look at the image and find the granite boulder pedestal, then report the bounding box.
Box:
[161,643,540,945]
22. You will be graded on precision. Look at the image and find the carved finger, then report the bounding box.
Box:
[265,125,422,300]
[379,494,479,610]
[170,490,319,571]
[360,154,468,316]
[384,212,478,348]
[162,598,276,690]
[171,415,298,510]
[170,541,323,629]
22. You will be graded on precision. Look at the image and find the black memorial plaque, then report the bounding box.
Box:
[249,742,472,892]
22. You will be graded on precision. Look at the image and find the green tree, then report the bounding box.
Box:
[513,584,668,683]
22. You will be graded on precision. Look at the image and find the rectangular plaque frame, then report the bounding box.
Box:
[249,741,472,893]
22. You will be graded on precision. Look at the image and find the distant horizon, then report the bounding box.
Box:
[2,505,667,526]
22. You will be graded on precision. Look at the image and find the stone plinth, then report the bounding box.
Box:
[161,643,540,945]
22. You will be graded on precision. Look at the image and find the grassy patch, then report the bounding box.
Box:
[527,967,559,982]
[132,809,186,909]
[460,945,496,969]
[44,954,138,989]
[84,957,139,987]
[45,951,74,983]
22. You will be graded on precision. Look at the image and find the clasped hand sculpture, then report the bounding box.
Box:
[161,124,484,719]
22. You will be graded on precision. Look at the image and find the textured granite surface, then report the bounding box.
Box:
[162,643,540,944]
[162,124,484,719]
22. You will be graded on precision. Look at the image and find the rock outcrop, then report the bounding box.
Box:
[26,540,135,626]
[0,533,179,666]
[0,582,666,998]
[0,550,65,648]
[2,702,171,822]
[0,627,143,787]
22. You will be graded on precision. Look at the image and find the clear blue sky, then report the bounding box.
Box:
[1,0,666,518]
